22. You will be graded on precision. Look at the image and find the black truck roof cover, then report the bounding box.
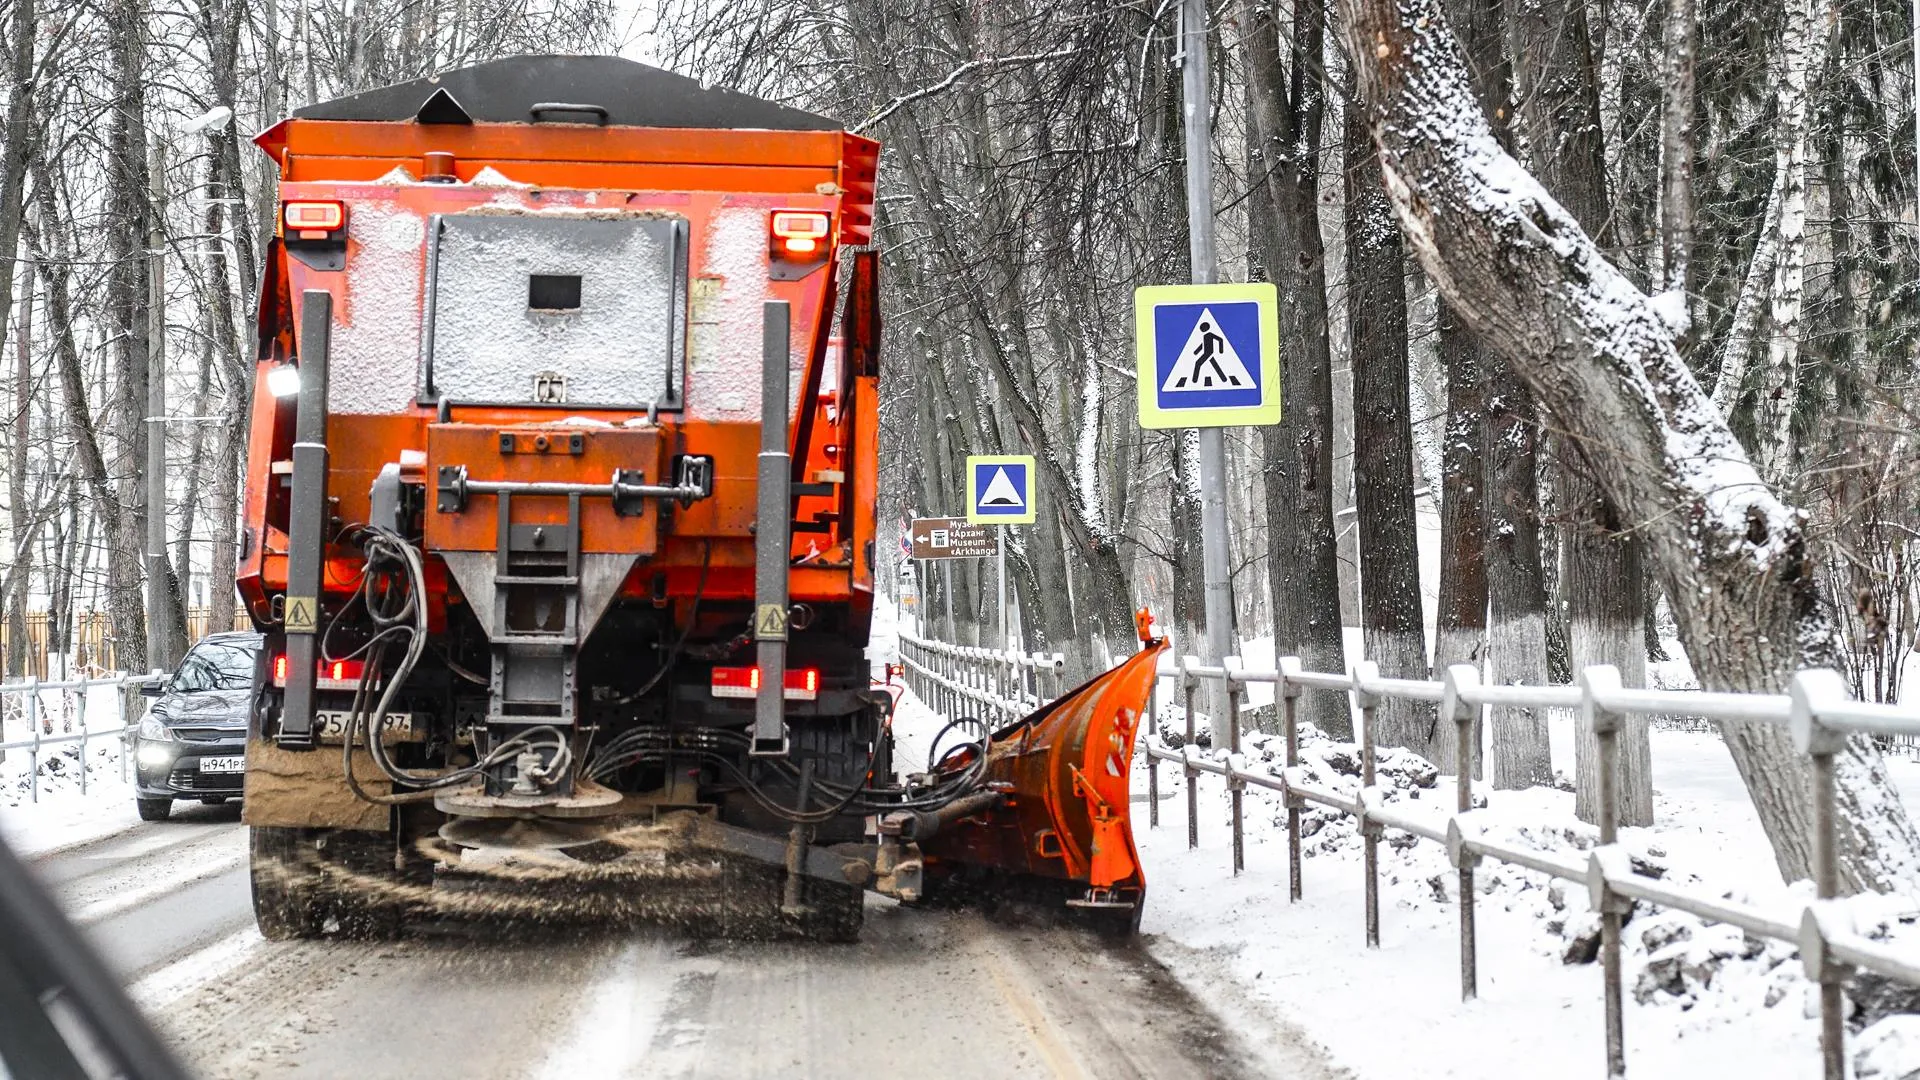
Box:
[293,55,842,132]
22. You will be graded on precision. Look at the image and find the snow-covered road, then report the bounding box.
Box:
[26,808,1336,1079]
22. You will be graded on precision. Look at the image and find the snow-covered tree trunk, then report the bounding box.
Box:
[1567,488,1656,825]
[1755,0,1832,483]
[1241,0,1349,736]
[1484,356,1553,789]
[1657,0,1697,302]
[1427,0,1505,775]
[1338,0,1920,892]
[1431,313,1488,773]
[1708,176,1783,415]
[1343,93,1436,758]
[1511,0,1654,823]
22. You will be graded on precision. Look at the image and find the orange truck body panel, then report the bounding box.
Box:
[236,118,880,627]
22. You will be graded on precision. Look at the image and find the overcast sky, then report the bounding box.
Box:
[609,0,660,64]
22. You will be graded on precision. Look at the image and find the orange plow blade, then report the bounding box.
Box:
[919,640,1167,931]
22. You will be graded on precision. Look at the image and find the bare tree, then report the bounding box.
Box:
[0,0,36,683]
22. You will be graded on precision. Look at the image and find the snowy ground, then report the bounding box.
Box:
[874,602,1920,1078]
[0,679,145,856]
[1133,719,1920,1079]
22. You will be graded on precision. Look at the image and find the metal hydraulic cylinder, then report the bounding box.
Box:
[752,301,792,756]
[279,290,332,748]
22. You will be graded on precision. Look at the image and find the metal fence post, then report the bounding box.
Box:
[1791,669,1852,1080]
[119,678,131,783]
[997,648,1010,724]
[1352,660,1382,948]
[1279,656,1304,902]
[940,652,953,722]
[76,685,88,798]
[1148,665,1162,829]
[1182,656,1199,850]
[1442,663,1481,1000]
[1582,665,1628,1078]
[26,678,40,804]
[1225,657,1246,876]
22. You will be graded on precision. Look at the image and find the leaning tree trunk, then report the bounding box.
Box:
[1342,93,1435,758]
[1338,0,1920,892]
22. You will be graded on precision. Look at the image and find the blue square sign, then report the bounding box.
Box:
[966,455,1035,525]
[1151,301,1265,408]
[1134,283,1282,429]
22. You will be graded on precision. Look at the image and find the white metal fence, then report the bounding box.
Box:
[897,626,1920,1080]
[0,673,163,801]
[896,633,1069,728]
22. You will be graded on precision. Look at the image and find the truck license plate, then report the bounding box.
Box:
[313,711,419,745]
[199,755,246,774]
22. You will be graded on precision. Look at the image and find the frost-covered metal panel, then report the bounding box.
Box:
[426,214,686,409]
[326,200,428,414]
[686,206,802,422]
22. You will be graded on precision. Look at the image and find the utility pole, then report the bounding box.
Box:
[146,133,169,672]
[1180,0,1236,692]
[996,537,1008,651]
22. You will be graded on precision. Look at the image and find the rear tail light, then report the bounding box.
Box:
[269,654,369,691]
[711,667,820,701]
[770,210,831,256]
[318,658,366,691]
[282,200,346,240]
[791,668,819,701]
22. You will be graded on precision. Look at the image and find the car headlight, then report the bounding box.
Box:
[136,742,176,768]
[137,715,174,742]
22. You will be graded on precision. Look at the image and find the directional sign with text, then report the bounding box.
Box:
[966,455,1036,525]
[908,517,1000,560]
[1134,282,1283,429]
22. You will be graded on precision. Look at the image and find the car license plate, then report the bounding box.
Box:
[313,711,419,745]
[199,755,246,774]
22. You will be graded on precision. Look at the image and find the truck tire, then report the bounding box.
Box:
[316,828,417,939]
[252,827,423,940]
[251,826,326,940]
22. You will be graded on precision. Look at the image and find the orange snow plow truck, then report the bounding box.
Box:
[235,56,1163,941]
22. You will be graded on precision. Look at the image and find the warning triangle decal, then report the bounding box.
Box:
[1161,307,1256,393]
[979,467,1025,507]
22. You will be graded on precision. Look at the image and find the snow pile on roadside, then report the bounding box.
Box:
[1,741,131,808]
[1137,722,1920,1079]
[0,742,139,857]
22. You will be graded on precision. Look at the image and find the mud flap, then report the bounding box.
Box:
[919,642,1167,924]
[243,738,392,831]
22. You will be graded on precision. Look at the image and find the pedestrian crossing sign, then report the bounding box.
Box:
[1134,282,1282,429]
[966,455,1036,525]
